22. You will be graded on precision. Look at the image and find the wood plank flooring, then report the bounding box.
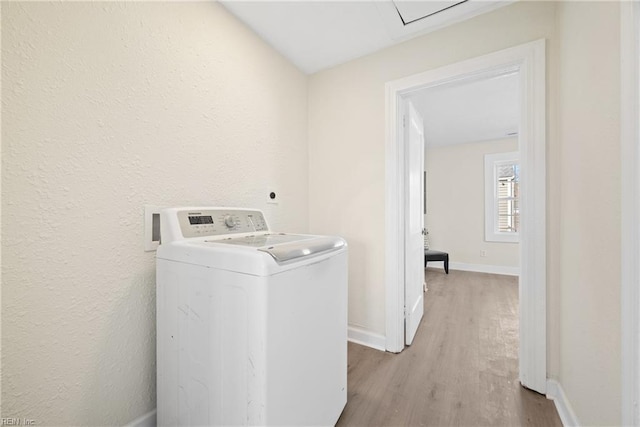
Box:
[337,269,561,427]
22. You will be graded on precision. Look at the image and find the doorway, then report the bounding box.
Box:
[411,71,521,276]
[384,40,547,394]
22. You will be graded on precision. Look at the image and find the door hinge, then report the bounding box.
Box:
[403,115,406,128]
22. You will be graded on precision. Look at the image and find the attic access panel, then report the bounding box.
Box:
[393,0,468,25]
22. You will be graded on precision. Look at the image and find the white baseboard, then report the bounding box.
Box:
[348,325,386,351]
[126,409,157,427]
[546,379,580,426]
[436,261,520,276]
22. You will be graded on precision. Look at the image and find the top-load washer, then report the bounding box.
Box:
[156,207,348,426]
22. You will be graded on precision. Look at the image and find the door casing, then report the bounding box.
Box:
[621,1,640,424]
[384,39,547,393]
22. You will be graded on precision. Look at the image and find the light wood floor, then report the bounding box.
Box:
[337,269,562,427]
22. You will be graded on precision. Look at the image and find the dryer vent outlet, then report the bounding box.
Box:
[145,205,163,251]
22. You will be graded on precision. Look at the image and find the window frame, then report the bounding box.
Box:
[484,151,520,243]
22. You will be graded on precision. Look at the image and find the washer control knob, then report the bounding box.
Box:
[224,215,236,228]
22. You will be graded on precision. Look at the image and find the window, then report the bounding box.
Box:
[485,151,519,243]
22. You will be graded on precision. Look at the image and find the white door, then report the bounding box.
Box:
[405,101,425,345]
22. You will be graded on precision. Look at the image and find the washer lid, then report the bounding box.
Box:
[258,236,346,263]
[212,233,345,264]
[158,233,347,275]
[210,233,314,248]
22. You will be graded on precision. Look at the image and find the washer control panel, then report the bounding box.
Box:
[177,208,268,238]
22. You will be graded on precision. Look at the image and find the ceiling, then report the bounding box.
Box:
[219,1,519,146]
[407,72,519,147]
[220,0,514,74]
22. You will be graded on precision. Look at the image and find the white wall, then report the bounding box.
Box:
[557,2,621,424]
[308,0,561,376]
[425,138,519,269]
[309,1,622,424]
[1,2,3,416]
[1,2,308,425]
[2,1,624,425]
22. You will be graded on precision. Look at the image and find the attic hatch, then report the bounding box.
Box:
[393,0,468,25]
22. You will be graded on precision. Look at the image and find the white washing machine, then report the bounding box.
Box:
[156,207,348,426]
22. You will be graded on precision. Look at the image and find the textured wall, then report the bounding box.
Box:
[308,1,560,374]
[1,2,308,425]
[425,138,519,268]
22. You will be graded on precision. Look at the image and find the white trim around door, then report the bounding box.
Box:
[384,39,547,394]
[621,1,640,425]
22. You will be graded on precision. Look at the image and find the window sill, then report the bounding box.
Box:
[485,232,519,243]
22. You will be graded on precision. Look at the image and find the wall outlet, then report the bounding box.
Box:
[480,250,487,257]
[144,205,163,252]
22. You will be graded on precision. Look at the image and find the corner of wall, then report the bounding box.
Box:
[125,410,157,427]
[546,379,580,426]
[347,325,386,352]
[1,0,4,415]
